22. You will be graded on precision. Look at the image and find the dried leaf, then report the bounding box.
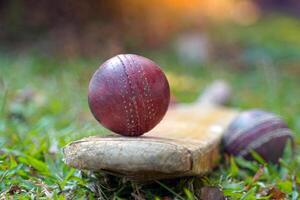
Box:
[8,185,22,195]
[200,186,225,200]
[268,187,286,200]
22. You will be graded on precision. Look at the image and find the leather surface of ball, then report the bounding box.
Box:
[88,54,170,136]
[223,109,293,162]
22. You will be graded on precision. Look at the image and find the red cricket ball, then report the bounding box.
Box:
[88,54,170,136]
[222,109,294,163]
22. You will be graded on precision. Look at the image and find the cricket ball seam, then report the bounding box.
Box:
[117,55,141,135]
[238,128,293,156]
[133,56,155,121]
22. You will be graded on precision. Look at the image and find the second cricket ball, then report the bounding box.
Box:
[88,54,170,136]
[222,109,293,163]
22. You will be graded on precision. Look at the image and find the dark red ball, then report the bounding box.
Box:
[223,109,293,163]
[88,54,170,136]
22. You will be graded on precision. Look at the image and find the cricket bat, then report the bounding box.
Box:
[63,101,238,180]
[63,80,237,180]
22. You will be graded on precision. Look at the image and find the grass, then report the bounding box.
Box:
[1,15,300,199]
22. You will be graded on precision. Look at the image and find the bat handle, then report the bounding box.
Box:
[195,80,232,106]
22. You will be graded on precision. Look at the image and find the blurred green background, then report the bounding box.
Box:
[0,0,300,199]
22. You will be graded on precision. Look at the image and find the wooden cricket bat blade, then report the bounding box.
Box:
[63,104,238,180]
